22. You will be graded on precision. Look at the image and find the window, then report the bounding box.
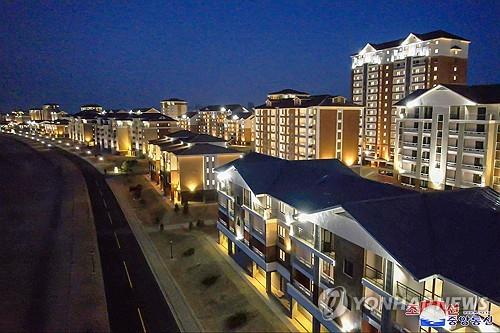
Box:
[279,248,286,262]
[279,201,287,214]
[278,225,286,238]
[343,259,354,278]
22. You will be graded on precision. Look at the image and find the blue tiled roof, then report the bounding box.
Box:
[217,153,411,212]
[344,188,500,303]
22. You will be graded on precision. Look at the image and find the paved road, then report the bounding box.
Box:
[55,147,180,333]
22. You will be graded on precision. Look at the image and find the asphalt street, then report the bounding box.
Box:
[56,148,180,332]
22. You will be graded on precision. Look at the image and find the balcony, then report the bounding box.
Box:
[462,163,484,171]
[402,155,417,161]
[464,130,486,137]
[463,147,485,155]
[293,280,312,299]
[292,224,314,246]
[395,282,426,304]
[402,142,418,148]
[364,264,385,289]
[402,127,418,133]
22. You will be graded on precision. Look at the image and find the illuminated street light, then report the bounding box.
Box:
[98,156,104,161]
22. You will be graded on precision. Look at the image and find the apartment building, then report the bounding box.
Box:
[9,110,31,124]
[394,84,500,192]
[255,89,361,165]
[198,104,251,139]
[95,108,178,156]
[41,119,69,137]
[178,111,200,133]
[352,30,470,172]
[68,110,100,144]
[223,110,254,146]
[160,98,188,118]
[147,130,240,202]
[215,152,500,333]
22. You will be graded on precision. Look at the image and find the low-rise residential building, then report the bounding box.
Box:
[394,84,500,192]
[68,110,100,145]
[255,89,362,165]
[215,153,500,333]
[95,108,178,156]
[9,110,31,124]
[160,98,188,118]
[42,119,69,137]
[178,111,200,133]
[147,130,241,203]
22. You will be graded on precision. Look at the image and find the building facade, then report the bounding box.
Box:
[255,89,361,165]
[394,84,500,192]
[94,108,178,156]
[352,30,470,172]
[178,111,201,133]
[160,98,188,118]
[147,130,241,203]
[223,111,254,146]
[68,110,99,145]
[215,153,500,333]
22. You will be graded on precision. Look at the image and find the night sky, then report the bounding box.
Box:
[1,1,499,113]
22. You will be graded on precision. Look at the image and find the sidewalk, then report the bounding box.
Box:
[108,175,298,332]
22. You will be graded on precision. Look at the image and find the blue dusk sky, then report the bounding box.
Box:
[0,1,499,113]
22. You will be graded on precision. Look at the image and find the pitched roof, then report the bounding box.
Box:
[217,153,412,213]
[395,84,500,106]
[268,89,310,95]
[369,30,469,50]
[72,111,100,119]
[184,133,226,143]
[442,84,500,104]
[161,98,186,102]
[134,113,176,121]
[255,94,358,109]
[81,104,102,108]
[173,144,240,156]
[199,104,246,112]
[344,187,500,303]
[393,89,428,106]
[166,130,197,139]
[227,111,254,120]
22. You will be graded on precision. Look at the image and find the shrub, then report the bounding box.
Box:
[183,248,195,257]
[201,274,220,287]
[225,311,248,330]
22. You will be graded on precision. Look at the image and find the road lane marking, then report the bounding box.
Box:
[137,307,147,333]
[107,212,113,225]
[123,261,133,289]
[114,232,121,249]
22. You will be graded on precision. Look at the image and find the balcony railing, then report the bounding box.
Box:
[463,147,485,154]
[292,224,314,246]
[364,264,385,289]
[464,130,485,137]
[396,281,426,303]
[293,280,312,298]
[462,163,484,171]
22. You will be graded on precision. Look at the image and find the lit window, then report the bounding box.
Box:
[279,249,286,261]
[278,225,286,238]
[433,75,438,80]
[434,49,439,54]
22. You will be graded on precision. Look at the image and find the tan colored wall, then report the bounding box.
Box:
[116,127,131,153]
[319,109,337,159]
[178,155,204,192]
[341,108,361,166]
[216,154,241,168]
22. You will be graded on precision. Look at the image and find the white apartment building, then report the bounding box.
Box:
[351,30,470,171]
[216,153,500,333]
[394,84,500,192]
